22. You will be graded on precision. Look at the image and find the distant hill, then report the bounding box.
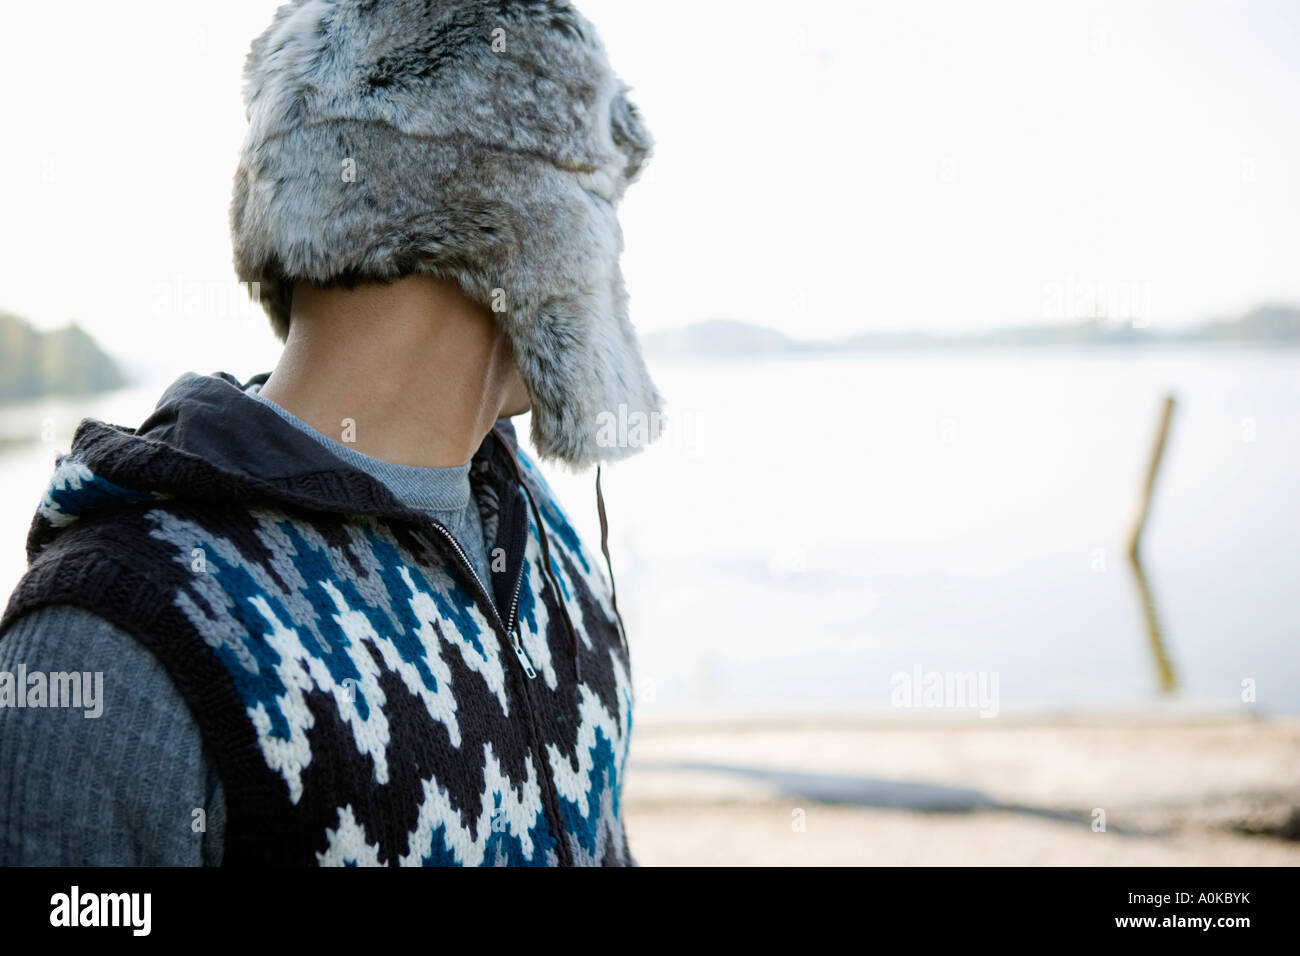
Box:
[641,318,805,356]
[643,305,1300,358]
[0,312,126,403]
[1200,304,1300,344]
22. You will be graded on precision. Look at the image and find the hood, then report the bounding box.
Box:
[28,372,499,559]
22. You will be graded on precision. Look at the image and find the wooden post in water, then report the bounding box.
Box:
[1127,393,1179,693]
[1128,547,1178,692]
[1128,394,1176,559]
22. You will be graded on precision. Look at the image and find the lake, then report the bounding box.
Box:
[2,348,1297,719]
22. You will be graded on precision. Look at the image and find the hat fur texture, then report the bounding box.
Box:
[231,0,660,467]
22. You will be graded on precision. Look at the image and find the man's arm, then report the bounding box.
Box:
[0,605,225,865]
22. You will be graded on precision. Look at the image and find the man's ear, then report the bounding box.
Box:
[497,332,534,419]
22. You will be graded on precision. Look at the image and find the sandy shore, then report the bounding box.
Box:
[621,710,1300,866]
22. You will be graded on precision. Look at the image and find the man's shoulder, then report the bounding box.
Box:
[3,491,243,641]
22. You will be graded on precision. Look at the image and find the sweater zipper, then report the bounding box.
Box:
[428,520,534,678]
[426,518,574,866]
[505,552,530,677]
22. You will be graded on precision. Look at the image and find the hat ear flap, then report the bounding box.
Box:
[610,89,653,183]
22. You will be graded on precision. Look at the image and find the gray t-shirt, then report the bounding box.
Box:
[0,399,498,865]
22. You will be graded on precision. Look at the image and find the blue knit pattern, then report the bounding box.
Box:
[28,449,635,867]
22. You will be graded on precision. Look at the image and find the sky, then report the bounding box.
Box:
[1,0,1298,377]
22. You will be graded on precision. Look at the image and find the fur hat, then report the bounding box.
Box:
[230,0,661,467]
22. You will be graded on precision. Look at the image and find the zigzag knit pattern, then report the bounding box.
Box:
[3,420,635,867]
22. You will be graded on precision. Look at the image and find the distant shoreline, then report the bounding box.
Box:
[645,338,1300,362]
[643,306,1300,359]
[0,311,126,406]
[634,698,1276,732]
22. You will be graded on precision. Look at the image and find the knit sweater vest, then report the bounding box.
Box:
[0,374,636,866]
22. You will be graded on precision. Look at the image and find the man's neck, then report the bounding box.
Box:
[257,276,525,468]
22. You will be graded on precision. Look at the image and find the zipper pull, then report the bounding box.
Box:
[511,629,537,679]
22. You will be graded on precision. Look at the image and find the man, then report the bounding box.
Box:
[0,0,660,866]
